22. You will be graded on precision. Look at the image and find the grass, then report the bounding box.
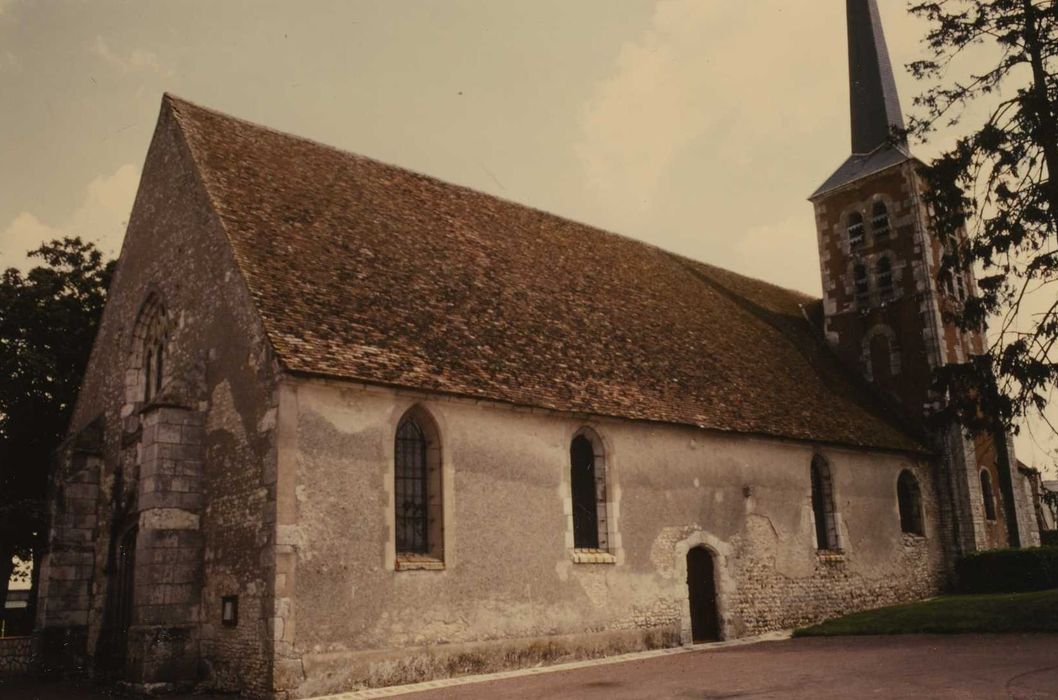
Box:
[794,588,1058,637]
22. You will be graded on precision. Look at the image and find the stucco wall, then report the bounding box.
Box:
[274,378,946,697]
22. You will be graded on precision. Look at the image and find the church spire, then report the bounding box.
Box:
[847,0,906,154]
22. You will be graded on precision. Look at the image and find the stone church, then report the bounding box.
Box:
[36,1,1039,697]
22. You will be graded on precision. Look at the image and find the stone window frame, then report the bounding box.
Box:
[979,469,997,522]
[125,293,170,409]
[565,426,618,565]
[809,454,843,552]
[673,532,733,644]
[861,324,902,383]
[392,405,446,570]
[896,469,925,536]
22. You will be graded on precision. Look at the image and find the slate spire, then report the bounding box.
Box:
[847,0,906,154]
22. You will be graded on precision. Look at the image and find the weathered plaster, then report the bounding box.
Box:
[273,377,945,697]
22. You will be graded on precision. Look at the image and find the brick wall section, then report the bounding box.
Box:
[0,637,35,675]
[810,160,1030,554]
[812,164,945,417]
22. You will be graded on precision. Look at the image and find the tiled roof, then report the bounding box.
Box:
[166,95,925,453]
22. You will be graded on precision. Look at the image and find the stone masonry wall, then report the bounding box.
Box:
[36,446,102,675]
[50,97,280,696]
[0,637,35,675]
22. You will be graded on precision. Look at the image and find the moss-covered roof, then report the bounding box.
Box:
[166,94,925,453]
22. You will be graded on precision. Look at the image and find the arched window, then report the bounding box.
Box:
[144,334,164,402]
[897,470,924,535]
[127,294,168,405]
[394,409,443,562]
[847,212,865,248]
[810,456,839,551]
[853,263,869,305]
[877,256,894,301]
[872,201,890,239]
[980,470,997,521]
[570,431,609,551]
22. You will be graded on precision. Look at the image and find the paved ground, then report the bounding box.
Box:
[364,634,1058,700]
[2,635,1056,699]
[0,676,230,700]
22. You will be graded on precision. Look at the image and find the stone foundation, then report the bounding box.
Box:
[289,626,680,699]
[0,637,36,675]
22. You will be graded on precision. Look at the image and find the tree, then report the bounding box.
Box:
[907,0,1058,441]
[0,238,114,627]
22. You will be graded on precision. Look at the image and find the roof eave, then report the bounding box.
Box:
[808,145,918,201]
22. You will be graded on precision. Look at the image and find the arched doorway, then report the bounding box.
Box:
[686,546,719,642]
[98,525,137,677]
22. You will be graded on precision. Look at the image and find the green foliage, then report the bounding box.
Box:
[0,238,114,561]
[908,0,1058,435]
[955,546,1058,593]
[1043,485,1058,524]
[794,588,1058,636]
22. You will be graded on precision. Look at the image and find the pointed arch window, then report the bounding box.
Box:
[394,409,444,565]
[872,201,890,240]
[847,212,865,248]
[569,429,611,556]
[897,470,924,535]
[129,295,168,405]
[810,456,840,551]
[877,256,894,301]
[853,263,869,305]
[980,470,997,522]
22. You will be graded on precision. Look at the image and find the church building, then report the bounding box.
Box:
[36,1,1039,697]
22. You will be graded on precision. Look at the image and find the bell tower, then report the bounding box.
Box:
[808,0,1038,553]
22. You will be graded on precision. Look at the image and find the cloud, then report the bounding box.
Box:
[90,35,164,74]
[0,51,19,72]
[1,164,138,270]
[733,211,821,295]
[574,1,839,226]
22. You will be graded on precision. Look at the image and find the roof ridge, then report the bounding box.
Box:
[153,93,926,453]
[163,92,819,302]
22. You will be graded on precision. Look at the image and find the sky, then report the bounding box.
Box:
[0,0,1054,476]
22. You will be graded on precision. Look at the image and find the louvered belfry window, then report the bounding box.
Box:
[872,201,890,239]
[847,212,865,248]
[395,418,429,554]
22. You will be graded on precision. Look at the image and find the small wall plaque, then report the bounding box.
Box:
[221,595,238,627]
